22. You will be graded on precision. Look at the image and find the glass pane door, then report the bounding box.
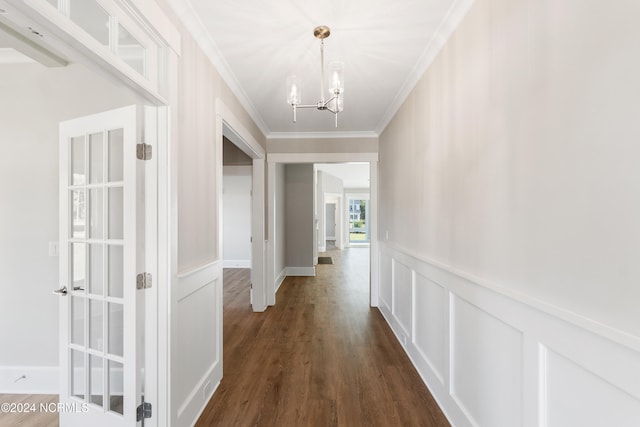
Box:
[59,106,141,427]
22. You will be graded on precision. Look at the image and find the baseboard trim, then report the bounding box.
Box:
[285,266,316,277]
[176,360,221,426]
[275,269,286,293]
[0,366,59,394]
[222,259,251,268]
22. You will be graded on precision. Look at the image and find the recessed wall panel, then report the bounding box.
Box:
[414,273,445,381]
[392,261,412,334]
[380,253,393,309]
[546,349,640,427]
[451,296,523,427]
[176,279,218,405]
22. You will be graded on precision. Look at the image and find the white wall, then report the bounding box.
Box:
[326,204,336,239]
[0,61,140,393]
[222,167,252,268]
[378,0,640,425]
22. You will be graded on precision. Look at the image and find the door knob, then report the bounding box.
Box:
[52,286,67,296]
[52,286,84,296]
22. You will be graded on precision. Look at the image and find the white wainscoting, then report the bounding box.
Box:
[173,261,223,427]
[378,243,640,427]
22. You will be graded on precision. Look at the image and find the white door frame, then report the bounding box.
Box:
[1,3,179,427]
[323,193,343,250]
[216,99,267,312]
[266,153,379,307]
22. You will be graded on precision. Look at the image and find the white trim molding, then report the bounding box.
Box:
[377,242,640,427]
[165,0,269,136]
[0,366,59,394]
[275,269,286,294]
[375,0,475,135]
[285,266,316,277]
[267,131,379,140]
[268,152,378,164]
[223,260,251,269]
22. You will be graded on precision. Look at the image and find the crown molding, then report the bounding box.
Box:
[375,0,475,136]
[267,152,378,164]
[165,0,270,137]
[267,131,379,140]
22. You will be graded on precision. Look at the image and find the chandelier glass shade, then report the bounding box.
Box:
[287,26,344,127]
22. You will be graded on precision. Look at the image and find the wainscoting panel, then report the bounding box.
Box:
[378,242,640,427]
[379,252,393,309]
[544,348,640,427]
[451,296,523,427]
[413,273,446,384]
[173,261,223,427]
[392,260,412,337]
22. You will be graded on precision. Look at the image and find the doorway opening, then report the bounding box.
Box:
[0,48,149,425]
[222,137,253,305]
[266,157,378,307]
[218,115,266,313]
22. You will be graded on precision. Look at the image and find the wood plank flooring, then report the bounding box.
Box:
[0,394,58,427]
[197,248,450,427]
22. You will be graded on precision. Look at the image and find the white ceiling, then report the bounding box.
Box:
[173,0,472,137]
[316,163,370,189]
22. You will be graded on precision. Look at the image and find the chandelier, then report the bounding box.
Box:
[286,26,344,128]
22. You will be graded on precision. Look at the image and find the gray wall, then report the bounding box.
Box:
[223,136,252,166]
[285,164,314,270]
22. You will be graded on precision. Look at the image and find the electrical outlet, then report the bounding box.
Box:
[203,381,212,401]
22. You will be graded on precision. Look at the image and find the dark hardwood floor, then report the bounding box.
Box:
[197,248,450,427]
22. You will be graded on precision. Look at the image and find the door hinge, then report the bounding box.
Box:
[136,400,152,424]
[136,143,152,160]
[136,273,152,290]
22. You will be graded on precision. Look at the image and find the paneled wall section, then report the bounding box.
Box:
[378,243,640,427]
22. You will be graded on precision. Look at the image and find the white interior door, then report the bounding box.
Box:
[57,105,145,427]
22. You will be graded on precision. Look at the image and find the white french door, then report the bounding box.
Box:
[58,105,148,427]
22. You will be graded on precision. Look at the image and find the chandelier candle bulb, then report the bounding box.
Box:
[286,75,301,105]
[329,61,344,94]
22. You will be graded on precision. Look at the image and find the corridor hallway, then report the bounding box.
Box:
[196,248,450,426]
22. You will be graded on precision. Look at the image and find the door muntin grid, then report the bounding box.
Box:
[67,128,125,416]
